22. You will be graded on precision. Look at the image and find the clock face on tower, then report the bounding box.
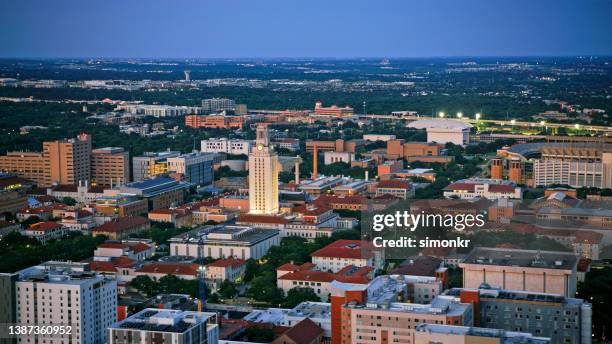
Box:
[257,144,264,151]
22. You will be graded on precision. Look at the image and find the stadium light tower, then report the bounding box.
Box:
[457,112,463,119]
[438,111,445,118]
[197,264,206,312]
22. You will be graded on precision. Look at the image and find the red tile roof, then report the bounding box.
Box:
[577,258,591,273]
[377,179,411,189]
[279,318,323,344]
[87,257,137,272]
[293,205,332,216]
[206,258,247,268]
[310,240,378,259]
[488,184,516,193]
[136,263,199,276]
[92,216,149,233]
[313,195,365,206]
[236,214,289,225]
[28,221,62,232]
[444,182,475,192]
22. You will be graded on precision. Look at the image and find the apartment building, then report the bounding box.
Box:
[201,97,235,113]
[6,261,117,344]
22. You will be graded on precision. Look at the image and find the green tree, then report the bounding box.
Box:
[218,280,238,299]
[283,287,320,308]
[246,271,284,305]
[130,276,159,297]
[60,197,77,206]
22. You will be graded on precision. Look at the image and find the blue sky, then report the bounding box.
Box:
[1,0,610,58]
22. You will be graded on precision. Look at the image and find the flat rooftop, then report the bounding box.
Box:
[170,224,279,246]
[110,308,216,334]
[462,247,578,270]
[445,287,586,307]
[415,324,551,344]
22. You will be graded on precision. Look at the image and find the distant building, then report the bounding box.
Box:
[407,119,472,146]
[414,324,551,344]
[443,178,522,200]
[363,134,396,142]
[108,308,219,344]
[185,114,244,129]
[22,221,67,244]
[323,151,355,165]
[201,97,236,113]
[313,101,353,117]
[375,179,414,199]
[201,138,252,155]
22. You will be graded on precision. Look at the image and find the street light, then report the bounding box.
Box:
[510,119,516,125]
[475,113,481,120]
[438,111,445,118]
[574,124,581,129]
[540,121,546,126]
[457,112,463,118]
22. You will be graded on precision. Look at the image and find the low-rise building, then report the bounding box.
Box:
[310,239,384,272]
[22,221,67,244]
[323,151,355,165]
[443,178,522,200]
[119,177,190,210]
[169,225,280,260]
[205,258,247,290]
[92,216,150,240]
[108,308,219,344]
[148,208,193,228]
[459,247,578,297]
[201,138,252,155]
[375,179,414,199]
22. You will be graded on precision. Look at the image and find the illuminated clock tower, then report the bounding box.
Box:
[248,124,279,214]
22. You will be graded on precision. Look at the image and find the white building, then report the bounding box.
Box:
[244,302,332,338]
[310,240,384,273]
[323,151,355,165]
[202,98,236,113]
[169,225,280,260]
[120,104,202,117]
[407,119,472,146]
[249,125,279,214]
[443,178,522,200]
[200,138,252,156]
[534,154,612,188]
[108,308,219,344]
[12,261,117,344]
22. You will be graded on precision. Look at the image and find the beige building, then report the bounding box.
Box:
[249,125,279,214]
[0,151,49,186]
[44,133,92,185]
[459,247,578,297]
[91,147,130,187]
[412,324,551,344]
[0,133,92,187]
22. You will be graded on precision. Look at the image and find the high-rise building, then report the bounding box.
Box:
[2,261,117,344]
[0,134,92,187]
[132,151,181,182]
[248,125,279,214]
[108,308,219,344]
[167,152,215,186]
[44,133,92,185]
[91,147,130,187]
[201,98,235,113]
